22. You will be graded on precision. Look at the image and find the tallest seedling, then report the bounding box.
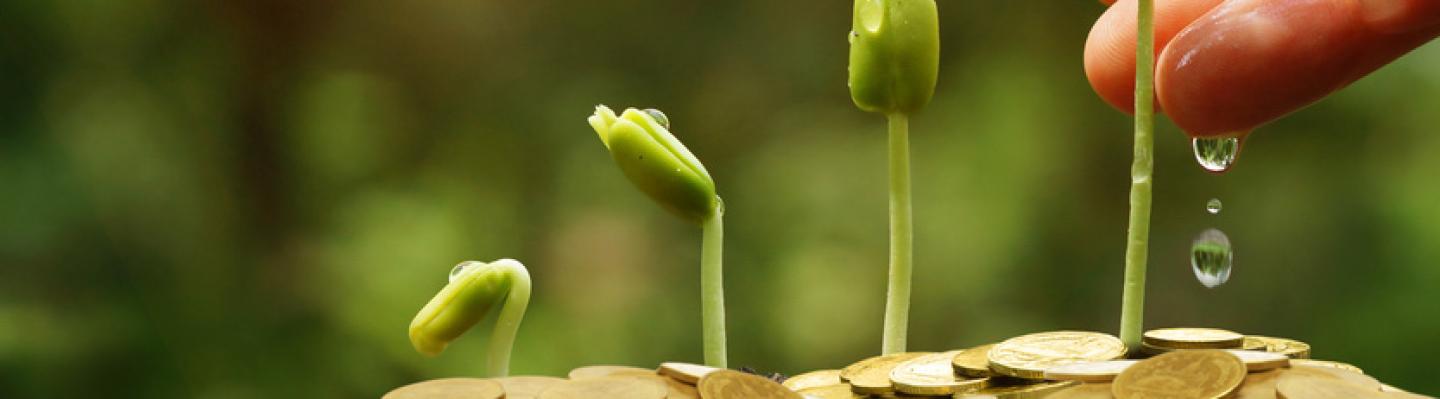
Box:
[848,0,939,354]
[1118,0,1156,351]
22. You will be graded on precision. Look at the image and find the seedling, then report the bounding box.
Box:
[847,0,939,354]
[588,105,728,367]
[408,259,532,377]
[1118,0,1156,351]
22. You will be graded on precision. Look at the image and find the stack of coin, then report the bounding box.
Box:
[385,328,1427,398]
[384,361,801,399]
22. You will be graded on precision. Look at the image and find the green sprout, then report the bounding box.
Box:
[1118,0,1156,352]
[588,105,728,367]
[848,0,939,355]
[409,259,532,377]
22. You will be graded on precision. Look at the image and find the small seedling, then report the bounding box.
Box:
[1118,0,1156,351]
[588,105,728,367]
[408,259,532,377]
[847,0,939,354]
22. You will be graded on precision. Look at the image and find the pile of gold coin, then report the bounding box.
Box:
[789,328,1430,399]
[386,328,1431,398]
[385,361,803,399]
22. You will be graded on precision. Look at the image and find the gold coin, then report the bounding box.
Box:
[1289,363,1380,391]
[1138,342,1171,356]
[797,384,862,399]
[1380,383,1411,393]
[1242,336,1311,359]
[955,379,1079,398]
[600,372,701,399]
[384,378,505,399]
[952,343,998,378]
[1234,370,1280,399]
[889,351,990,395]
[840,352,929,394]
[538,375,667,399]
[1142,328,1245,349]
[988,331,1127,379]
[567,364,655,379]
[657,362,719,385]
[1043,360,1137,382]
[1112,349,1246,399]
[1225,350,1290,372]
[1275,369,1388,399]
[1290,359,1364,374]
[784,370,842,391]
[698,369,804,399]
[1046,383,1116,399]
[496,376,566,399]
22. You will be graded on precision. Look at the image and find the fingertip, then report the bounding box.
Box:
[1083,0,1225,115]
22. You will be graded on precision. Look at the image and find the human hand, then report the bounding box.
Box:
[1084,0,1440,137]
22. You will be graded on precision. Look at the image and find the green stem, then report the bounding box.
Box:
[1119,0,1156,353]
[882,113,913,355]
[701,199,727,367]
[486,262,531,377]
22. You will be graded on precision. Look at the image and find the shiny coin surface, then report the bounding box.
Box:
[1289,363,1381,390]
[1043,360,1137,382]
[1234,370,1280,399]
[538,375,667,399]
[1046,383,1116,399]
[840,352,929,394]
[1275,370,1388,399]
[1225,350,1289,372]
[1290,359,1364,374]
[952,343,998,378]
[889,351,989,395]
[796,384,861,399]
[384,378,505,399]
[955,380,1078,398]
[988,331,1127,379]
[1242,336,1311,359]
[1142,328,1244,349]
[1112,350,1246,399]
[567,365,654,379]
[698,369,803,399]
[657,362,718,385]
[784,370,842,391]
[496,376,566,399]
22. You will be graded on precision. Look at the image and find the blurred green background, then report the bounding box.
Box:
[3,1,1439,397]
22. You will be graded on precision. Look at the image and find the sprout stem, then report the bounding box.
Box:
[1119,0,1155,352]
[486,262,531,377]
[700,199,728,367]
[882,112,913,355]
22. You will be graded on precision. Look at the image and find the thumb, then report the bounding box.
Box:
[1156,0,1440,137]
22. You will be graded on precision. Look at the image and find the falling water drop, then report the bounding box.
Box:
[1192,132,1246,173]
[1190,228,1233,288]
[449,261,481,283]
[643,108,670,130]
[1206,198,1222,214]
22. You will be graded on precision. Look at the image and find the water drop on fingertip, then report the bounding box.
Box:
[1190,228,1233,288]
[1206,198,1222,214]
[1192,132,1246,174]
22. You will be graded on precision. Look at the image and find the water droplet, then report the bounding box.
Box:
[1206,198,1222,214]
[1192,132,1246,173]
[643,108,670,130]
[1190,228,1233,288]
[449,261,481,283]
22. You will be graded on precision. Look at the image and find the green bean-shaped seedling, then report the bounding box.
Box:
[409,259,531,377]
[588,105,727,367]
[848,0,939,355]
